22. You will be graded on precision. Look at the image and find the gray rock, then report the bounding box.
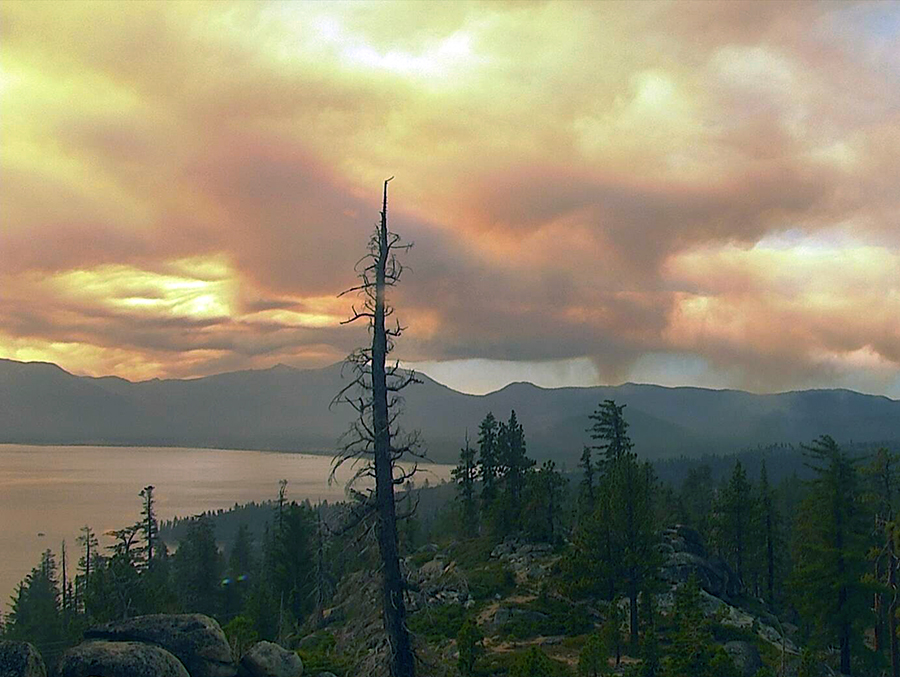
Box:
[55,641,189,677]
[724,641,763,677]
[658,526,741,601]
[0,641,47,677]
[86,614,236,677]
[314,673,337,677]
[486,606,548,632]
[241,642,302,677]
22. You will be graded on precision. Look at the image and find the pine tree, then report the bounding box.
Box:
[792,435,868,676]
[139,485,158,569]
[664,576,724,677]
[579,445,595,513]
[680,464,714,538]
[499,410,533,512]
[75,525,99,613]
[477,412,500,511]
[457,619,484,677]
[588,400,658,646]
[578,631,609,676]
[588,399,633,467]
[452,432,479,534]
[714,460,754,585]
[5,550,64,655]
[524,460,566,543]
[758,461,780,608]
[173,515,223,618]
[864,447,900,675]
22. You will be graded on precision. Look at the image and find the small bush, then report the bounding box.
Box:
[449,536,497,570]
[467,562,516,600]
[500,598,593,639]
[296,640,352,677]
[408,604,469,642]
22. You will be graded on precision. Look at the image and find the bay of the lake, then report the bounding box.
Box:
[0,444,452,611]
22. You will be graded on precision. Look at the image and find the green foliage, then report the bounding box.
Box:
[3,549,65,657]
[173,514,223,618]
[578,632,609,677]
[500,598,592,639]
[791,435,869,674]
[408,604,468,642]
[457,619,484,677]
[478,412,500,509]
[509,647,572,677]
[663,576,724,677]
[466,562,515,600]
[296,632,352,677]
[222,615,257,659]
[453,434,479,534]
[797,648,819,677]
[566,400,660,645]
[522,460,568,544]
[712,460,755,584]
[638,627,661,677]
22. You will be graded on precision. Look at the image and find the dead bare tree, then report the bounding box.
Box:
[331,177,423,677]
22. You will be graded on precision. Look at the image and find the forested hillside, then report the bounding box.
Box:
[5,401,899,676]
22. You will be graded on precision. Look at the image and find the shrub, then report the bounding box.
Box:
[457,619,485,677]
[467,562,516,600]
[408,604,469,642]
[510,647,573,677]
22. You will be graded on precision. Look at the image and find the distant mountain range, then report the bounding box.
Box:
[2,358,899,465]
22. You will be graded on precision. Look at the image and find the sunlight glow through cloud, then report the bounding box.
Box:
[1,0,899,395]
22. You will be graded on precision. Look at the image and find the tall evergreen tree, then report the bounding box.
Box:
[566,401,658,645]
[5,550,64,656]
[75,525,99,614]
[499,410,533,510]
[173,515,223,619]
[452,432,479,533]
[758,461,779,608]
[139,485,158,569]
[579,445,595,513]
[864,448,900,676]
[680,464,714,538]
[477,412,500,510]
[714,460,754,584]
[588,399,633,467]
[792,435,868,676]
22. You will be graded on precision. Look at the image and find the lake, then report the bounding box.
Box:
[0,444,453,612]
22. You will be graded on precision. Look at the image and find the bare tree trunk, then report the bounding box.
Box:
[890,533,899,677]
[61,540,68,613]
[373,179,415,677]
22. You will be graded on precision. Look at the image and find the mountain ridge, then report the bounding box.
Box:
[2,357,899,464]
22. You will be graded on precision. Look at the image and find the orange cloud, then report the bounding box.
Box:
[1,0,898,394]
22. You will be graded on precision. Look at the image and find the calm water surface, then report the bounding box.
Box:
[0,444,452,611]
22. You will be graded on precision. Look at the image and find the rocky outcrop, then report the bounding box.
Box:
[485,607,548,634]
[85,614,236,677]
[491,539,554,581]
[0,641,47,677]
[658,525,741,601]
[55,640,189,677]
[240,642,303,677]
[724,641,763,677]
[655,526,798,657]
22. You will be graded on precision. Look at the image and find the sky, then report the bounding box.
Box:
[1,0,899,396]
